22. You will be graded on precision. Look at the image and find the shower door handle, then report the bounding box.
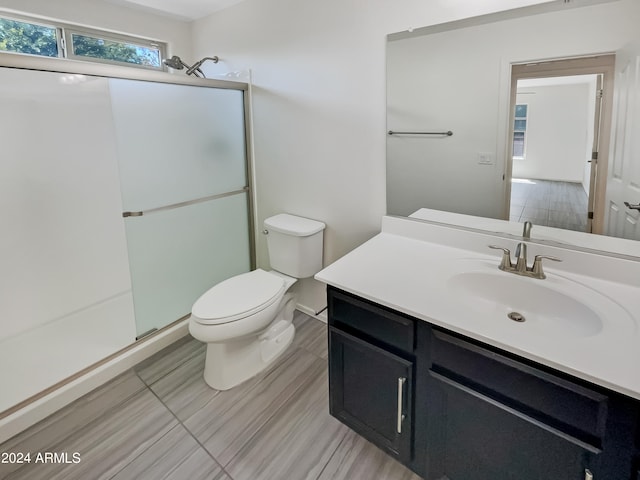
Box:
[122,187,248,218]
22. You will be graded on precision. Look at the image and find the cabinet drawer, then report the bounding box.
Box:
[430,329,608,448]
[328,287,415,353]
[426,371,598,480]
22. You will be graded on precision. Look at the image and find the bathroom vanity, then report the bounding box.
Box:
[316,216,640,480]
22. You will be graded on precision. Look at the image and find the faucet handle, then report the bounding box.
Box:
[488,245,512,270]
[531,255,562,279]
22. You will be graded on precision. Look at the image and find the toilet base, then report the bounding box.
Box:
[203,322,295,391]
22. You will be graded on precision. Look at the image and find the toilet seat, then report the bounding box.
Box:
[191,269,286,325]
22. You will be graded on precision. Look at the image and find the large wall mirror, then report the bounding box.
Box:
[386,0,640,257]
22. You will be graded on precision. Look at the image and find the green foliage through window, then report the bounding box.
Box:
[0,15,165,71]
[0,18,58,57]
[71,34,161,67]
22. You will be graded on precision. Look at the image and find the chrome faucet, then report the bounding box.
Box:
[515,242,528,273]
[488,243,562,279]
[514,222,531,261]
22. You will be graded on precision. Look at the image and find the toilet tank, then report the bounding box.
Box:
[264,214,325,278]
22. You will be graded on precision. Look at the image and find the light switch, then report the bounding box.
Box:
[477,152,495,165]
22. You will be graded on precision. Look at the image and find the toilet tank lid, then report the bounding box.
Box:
[264,214,325,236]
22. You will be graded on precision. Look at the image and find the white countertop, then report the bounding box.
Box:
[316,216,640,400]
[410,207,640,259]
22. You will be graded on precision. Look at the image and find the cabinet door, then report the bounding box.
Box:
[329,328,413,463]
[426,372,598,480]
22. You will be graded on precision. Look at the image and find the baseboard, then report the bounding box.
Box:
[0,320,189,444]
[296,303,327,323]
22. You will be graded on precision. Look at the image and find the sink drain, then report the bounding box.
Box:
[507,312,526,322]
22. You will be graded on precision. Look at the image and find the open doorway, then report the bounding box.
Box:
[509,74,599,232]
[504,55,615,234]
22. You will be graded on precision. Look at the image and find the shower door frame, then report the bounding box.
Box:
[0,52,256,421]
[0,52,257,271]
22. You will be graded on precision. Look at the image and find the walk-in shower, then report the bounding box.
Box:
[0,53,253,434]
[163,55,219,78]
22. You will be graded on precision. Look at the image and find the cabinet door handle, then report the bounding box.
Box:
[585,469,593,480]
[397,377,406,434]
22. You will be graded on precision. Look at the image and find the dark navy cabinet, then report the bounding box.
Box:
[328,287,418,466]
[329,329,414,463]
[327,286,640,480]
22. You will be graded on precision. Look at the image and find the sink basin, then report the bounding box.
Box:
[447,261,631,339]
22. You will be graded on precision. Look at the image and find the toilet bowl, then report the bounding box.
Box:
[188,214,325,390]
[189,269,297,390]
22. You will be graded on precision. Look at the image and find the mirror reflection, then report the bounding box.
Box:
[386,0,640,253]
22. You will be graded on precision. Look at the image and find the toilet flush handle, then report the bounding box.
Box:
[262,229,269,235]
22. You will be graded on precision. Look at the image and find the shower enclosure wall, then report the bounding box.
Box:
[0,54,254,417]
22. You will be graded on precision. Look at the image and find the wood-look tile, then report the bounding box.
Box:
[145,347,217,422]
[0,371,146,478]
[224,368,349,480]
[512,179,589,232]
[524,195,550,209]
[149,316,326,423]
[292,312,328,359]
[4,309,430,480]
[186,347,326,466]
[110,424,229,480]
[135,335,205,386]
[4,388,177,480]
[317,430,422,480]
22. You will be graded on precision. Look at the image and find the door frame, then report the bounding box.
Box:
[504,55,615,234]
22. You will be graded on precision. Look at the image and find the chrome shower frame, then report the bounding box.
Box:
[0,51,258,426]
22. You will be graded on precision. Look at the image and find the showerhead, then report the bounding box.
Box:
[185,56,219,76]
[163,54,219,78]
[163,55,186,70]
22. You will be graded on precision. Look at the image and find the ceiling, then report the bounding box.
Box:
[106,0,246,21]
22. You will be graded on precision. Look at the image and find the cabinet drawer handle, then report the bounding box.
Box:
[397,377,406,434]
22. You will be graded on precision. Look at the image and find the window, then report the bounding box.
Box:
[67,30,162,68]
[0,17,59,57]
[0,14,165,71]
[513,104,528,159]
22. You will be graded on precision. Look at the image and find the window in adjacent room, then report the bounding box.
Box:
[513,103,528,159]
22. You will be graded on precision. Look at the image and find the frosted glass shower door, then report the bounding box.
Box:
[110,79,251,336]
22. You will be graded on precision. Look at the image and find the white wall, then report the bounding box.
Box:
[513,83,592,183]
[0,0,192,57]
[190,0,567,313]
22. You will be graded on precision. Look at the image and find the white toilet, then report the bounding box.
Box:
[188,213,326,390]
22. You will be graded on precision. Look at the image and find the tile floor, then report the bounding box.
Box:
[0,312,421,480]
[509,179,589,232]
